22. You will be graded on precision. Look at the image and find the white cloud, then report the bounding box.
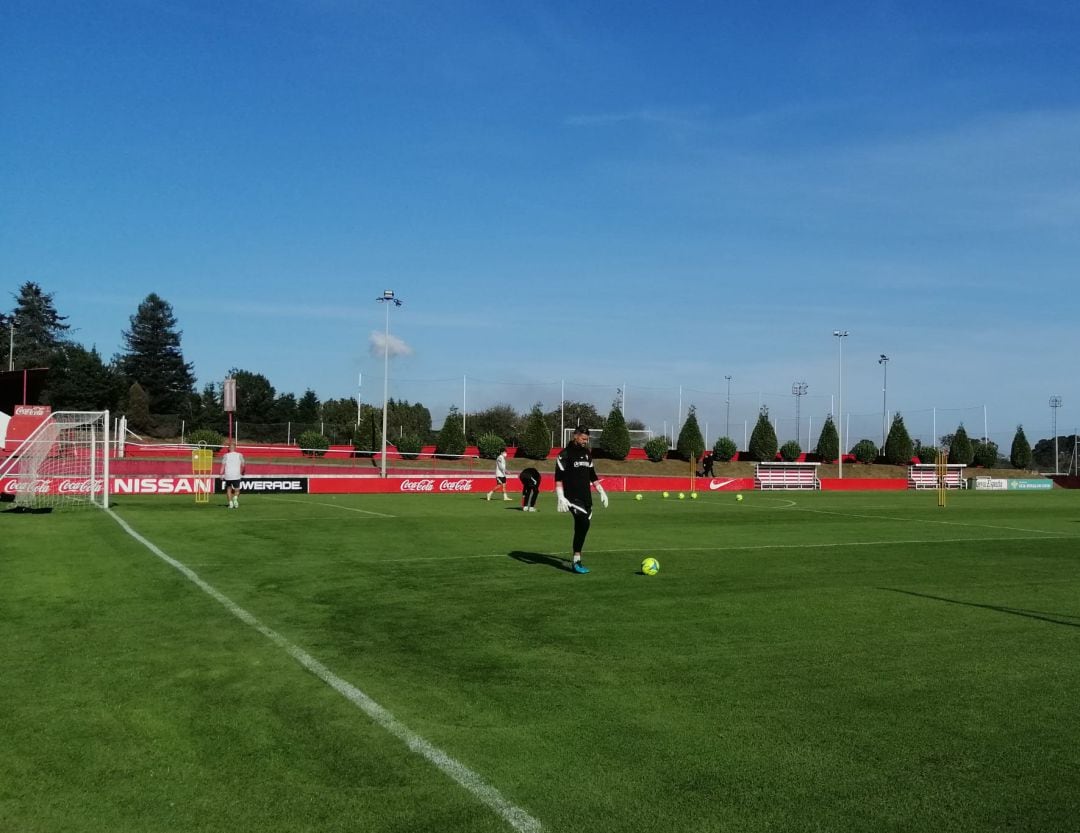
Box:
[369,330,413,359]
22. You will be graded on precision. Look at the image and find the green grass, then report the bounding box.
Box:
[3,489,1079,832]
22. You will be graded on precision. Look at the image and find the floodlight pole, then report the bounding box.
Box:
[1049,396,1062,475]
[725,375,732,439]
[7,315,15,372]
[833,331,849,478]
[377,290,402,478]
[792,382,808,446]
[878,354,889,450]
[356,372,362,427]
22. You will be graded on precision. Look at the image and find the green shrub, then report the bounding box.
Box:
[297,430,329,457]
[1010,425,1032,470]
[779,440,802,462]
[518,405,552,460]
[915,444,938,464]
[435,406,467,459]
[643,436,669,462]
[748,407,778,462]
[815,415,839,462]
[883,413,915,465]
[597,406,631,461]
[396,433,423,460]
[851,439,878,464]
[476,433,505,460]
[713,436,737,462]
[187,428,224,449]
[972,439,999,469]
[675,406,706,462]
[949,424,974,465]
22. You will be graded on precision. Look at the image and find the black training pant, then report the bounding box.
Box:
[570,502,593,553]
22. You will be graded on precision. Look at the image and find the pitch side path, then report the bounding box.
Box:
[2,490,1079,832]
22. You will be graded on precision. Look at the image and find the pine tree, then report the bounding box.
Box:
[117,293,195,415]
[435,405,467,458]
[7,281,71,370]
[126,382,152,432]
[676,405,706,462]
[193,382,226,431]
[949,424,974,465]
[297,389,321,423]
[598,403,632,461]
[748,406,778,462]
[519,404,552,460]
[1010,425,1032,470]
[883,413,914,465]
[43,345,119,410]
[816,414,839,462]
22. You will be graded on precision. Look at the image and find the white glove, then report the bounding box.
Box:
[556,488,570,513]
[595,483,608,508]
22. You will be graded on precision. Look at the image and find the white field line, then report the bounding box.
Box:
[264,496,396,518]
[105,509,541,833]
[377,533,1074,564]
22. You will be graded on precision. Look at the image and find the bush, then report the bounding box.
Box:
[949,424,974,465]
[815,415,839,462]
[1010,425,1032,470]
[713,437,737,462]
[396,433,423,460]
[518,405,552,460]
[972,439,999,469]
[187,428,224,449]
[883,414,914,465]
[779,440,802,462]
[675,406,706,462]
[915,444,938,464]
[643,436,669,462]
[476,433,505,460]
[597,406,631,461]
[297,430,329,457]
[435,406,467,459]
[748,407,778,462]
[851,439,878,464]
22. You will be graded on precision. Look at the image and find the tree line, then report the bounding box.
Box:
[1,281,1059,469]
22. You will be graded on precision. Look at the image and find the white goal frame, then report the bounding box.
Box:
[560,427,655,448]
[0,410,110,511]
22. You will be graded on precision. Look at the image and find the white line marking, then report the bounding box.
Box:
[105,509,541,833]
[265,496,396,518]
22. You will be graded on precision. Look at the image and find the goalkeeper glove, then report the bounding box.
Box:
[595,482,608,508]
[556,487,570,513]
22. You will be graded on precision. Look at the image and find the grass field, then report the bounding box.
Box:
[2,489,1078,832]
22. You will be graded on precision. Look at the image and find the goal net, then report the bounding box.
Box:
[1,410,110,511]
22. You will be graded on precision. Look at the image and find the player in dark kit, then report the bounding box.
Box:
[519,467,541,512]
[554,426,608,574]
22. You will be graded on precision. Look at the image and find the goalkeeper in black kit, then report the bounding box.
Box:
[554,425,608,574]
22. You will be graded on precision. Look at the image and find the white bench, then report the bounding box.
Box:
[755,462,821,490]
[908,463,966,490]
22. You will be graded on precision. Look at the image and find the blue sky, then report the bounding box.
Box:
[3,1,1079,449]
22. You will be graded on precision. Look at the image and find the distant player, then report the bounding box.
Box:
[221,437,246,509]
[554,426,608,574]
[698,451,715,478]
[519,466,541,512]
[486,448,511,501]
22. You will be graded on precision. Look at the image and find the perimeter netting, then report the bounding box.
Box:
[4,410,110,512]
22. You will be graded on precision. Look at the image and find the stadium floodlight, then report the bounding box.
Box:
[792,382,808,448]
[377,290,403,479]
[833,331,849,478]
[878,354,890,450]
[1050,396,1062,475]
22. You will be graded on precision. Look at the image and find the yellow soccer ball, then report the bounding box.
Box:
[736,493,744,502]
[635,493,643,501]
[641,557,660,576]
[678,492,685,500]
[662,491,670,498]
[690,492,698,499]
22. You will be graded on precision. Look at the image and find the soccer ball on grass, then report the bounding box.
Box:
[641,557,660,576]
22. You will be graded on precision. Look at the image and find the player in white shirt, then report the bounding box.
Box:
[486,448,511,501]
[221,438,246,509]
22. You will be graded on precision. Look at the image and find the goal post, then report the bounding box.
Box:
[561,427,655,449]
[1,410,110,511]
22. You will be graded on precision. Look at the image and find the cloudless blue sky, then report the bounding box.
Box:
[3,1,1079,449]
